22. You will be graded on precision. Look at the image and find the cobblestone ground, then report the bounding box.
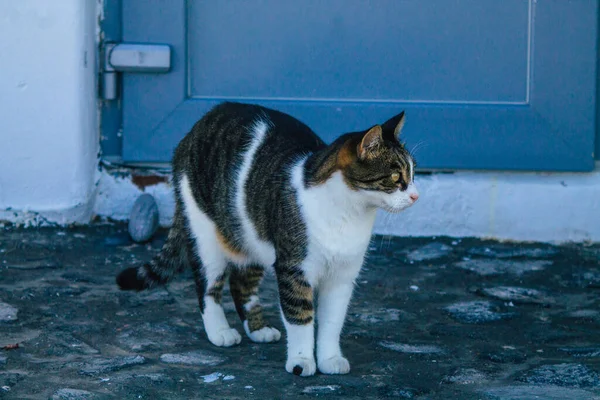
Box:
[1,225,600,399]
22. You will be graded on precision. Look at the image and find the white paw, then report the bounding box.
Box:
[318,355,350,375]
[286,357,317,377]
[244,321,281,343]
[207,327,242,347]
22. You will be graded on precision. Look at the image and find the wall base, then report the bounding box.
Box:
[88,166,600,244]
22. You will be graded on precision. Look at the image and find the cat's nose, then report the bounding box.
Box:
[409,193,419,202]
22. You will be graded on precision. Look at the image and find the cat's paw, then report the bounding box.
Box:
[244,322,281,343]
[318,355,350,375]
[286,357,317,377]
[207,327,242,347]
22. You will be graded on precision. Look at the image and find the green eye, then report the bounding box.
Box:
[391,172,400,182]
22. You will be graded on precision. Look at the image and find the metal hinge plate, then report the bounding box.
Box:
[101,42,171,100]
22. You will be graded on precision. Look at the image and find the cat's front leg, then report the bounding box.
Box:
[316,279,355,374]
[275,263,316,377]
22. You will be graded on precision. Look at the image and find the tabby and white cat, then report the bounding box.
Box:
[117,102,419,376]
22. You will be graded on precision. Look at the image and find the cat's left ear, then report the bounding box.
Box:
[382,111,406,141]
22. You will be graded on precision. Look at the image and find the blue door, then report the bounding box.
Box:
[113,0,598,171]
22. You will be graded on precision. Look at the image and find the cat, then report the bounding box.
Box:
[116,102,419,376]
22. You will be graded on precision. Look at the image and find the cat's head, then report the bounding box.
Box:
[339,111,419,213]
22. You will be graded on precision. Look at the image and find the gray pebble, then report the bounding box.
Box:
[455,259,551,276]
[445,301,516,324]
[407,243,453,262]
[77,355,146,375]
[160,350,226,366]
[479,286,555,305]
[52,388,96,400]
[0,302,18,322]
[128,193,159,243]
[379,341,444,354]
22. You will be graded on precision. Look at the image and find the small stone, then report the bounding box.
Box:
[222,375,235,381]
[444,368,488,385]
[379,341,444,354]
[445,301,516,324]
[479,286,555,305]
[407,243,452,262]
[0,302,18,322]
[455,259,551,276]
[52,388,96,400]
[128,193,160,243]
[302,385,341,394]
[78,355,146,375]
[517,363,600,388]
[0,356,6,365]
[559,347,600,358]
[409,285,419,291]
[160,350,226,366]
[484,385,600,400]
[200,372,222,383]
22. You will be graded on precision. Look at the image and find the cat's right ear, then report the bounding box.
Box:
[358,125,383,160]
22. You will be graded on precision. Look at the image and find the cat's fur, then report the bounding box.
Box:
[117,102,419,376]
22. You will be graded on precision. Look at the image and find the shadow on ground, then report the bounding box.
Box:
[1,225,600,399]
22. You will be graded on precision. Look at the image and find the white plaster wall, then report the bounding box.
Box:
[0,0,98,225]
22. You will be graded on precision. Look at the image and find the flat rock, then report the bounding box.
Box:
[160,350,226,366]
[517,363,600,388]
[559,347,600,358]
[479,286,555,305]
[468,246,557,259]
[455,259,551,276]
[484,385,600,400]
[379,341,444,354]
[6,258,60,270]
[444,368,488,385]
[302,385,341,394]
[480,347,527,364]
[354,308,412,324]
[0,302,18,322]
[407,243,452,262]
[445,301,516,324]
[51,388,97,400]
[77,355,146,375]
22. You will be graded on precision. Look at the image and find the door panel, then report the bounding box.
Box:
[121,0,598,171]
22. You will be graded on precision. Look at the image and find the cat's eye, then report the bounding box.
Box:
[391,172,400,182]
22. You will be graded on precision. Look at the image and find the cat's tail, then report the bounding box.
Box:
[116,221,188,291]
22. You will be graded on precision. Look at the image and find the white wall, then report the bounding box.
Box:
[0,0,98,225]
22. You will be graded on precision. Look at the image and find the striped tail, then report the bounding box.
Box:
[116,222,188,291]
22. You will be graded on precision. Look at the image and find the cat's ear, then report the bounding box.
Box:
[382,111,406,141]
[358,125,383,160]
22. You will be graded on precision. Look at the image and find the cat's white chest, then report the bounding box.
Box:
[292,164,376,283]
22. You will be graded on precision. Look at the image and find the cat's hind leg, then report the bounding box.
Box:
[188,239,242,347]
[180,174,241,347]
[229,265,281,343]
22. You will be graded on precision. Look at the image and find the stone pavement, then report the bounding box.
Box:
[1,225,600,399]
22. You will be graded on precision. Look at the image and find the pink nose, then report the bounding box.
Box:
[410,193,419,202]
